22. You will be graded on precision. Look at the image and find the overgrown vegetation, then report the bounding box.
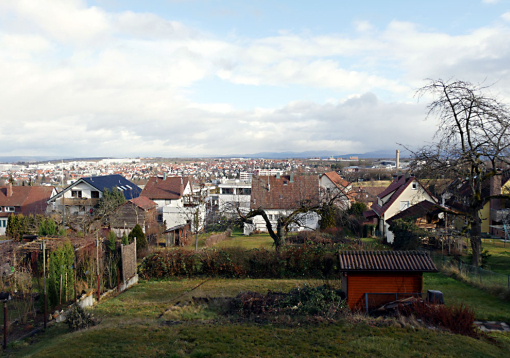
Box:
[389,218,428,250]
[48,241,75,308]
[140,245,342,279]
[64,304,95,331]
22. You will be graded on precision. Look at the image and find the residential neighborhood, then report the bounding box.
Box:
[1,0,510,356]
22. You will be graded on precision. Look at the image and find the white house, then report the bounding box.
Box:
[47,174,141,216]
[217,179,252,214]
[140,176,206,231]
[244,174,320,235]
[319,171,353,210]
[368,174,437,243]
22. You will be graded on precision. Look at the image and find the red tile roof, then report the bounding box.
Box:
[338,251,437,272]
[0,185,54,216]
[250,174,319,210]
[140,176,189,200]
[322,171,350,190]
[129,196,157,210]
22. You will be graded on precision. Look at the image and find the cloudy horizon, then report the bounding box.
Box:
[1,0,509,158]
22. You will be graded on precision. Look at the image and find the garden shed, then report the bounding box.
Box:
[338,251,437,311]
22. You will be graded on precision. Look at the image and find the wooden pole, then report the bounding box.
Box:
[42,240,47,330]
[117,267,120,293]
[96,238,100,302]
[3,301,7,350]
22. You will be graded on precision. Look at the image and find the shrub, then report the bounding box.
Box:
[399,300,478,337]
[65,304,95,331]
[139,246,342,280]
[122,233,129,246]
[389,218,427,250]
[129,224,147,252]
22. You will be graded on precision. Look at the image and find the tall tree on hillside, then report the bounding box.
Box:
[410,79,510,266]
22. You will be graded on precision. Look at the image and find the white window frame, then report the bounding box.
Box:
[4,207,15,212]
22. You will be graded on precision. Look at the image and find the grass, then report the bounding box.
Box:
[424,272,510,321]
[5,275,510,357]
[214,233,274,249]
[481,239,510,275]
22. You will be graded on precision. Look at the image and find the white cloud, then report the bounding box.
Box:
[0,0,509,157]
[482,0,500,4]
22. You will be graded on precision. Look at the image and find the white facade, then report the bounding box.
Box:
[380,180,436,243]
[154,183,207,231]
[48,182,102,215]
[218,180,252,214]
[0,217,7,235]
[319,174,352,210]
[244,209,320,235]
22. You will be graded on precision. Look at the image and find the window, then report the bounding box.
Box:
[400,201,410,211]
[241,188,251,195]
[91,191,100,198]
[222,188,234,195]
[4,207,15,212]
[71,190,82,198]
[1,219,6,227]
[268,215,273,220]
[411,182,418,190]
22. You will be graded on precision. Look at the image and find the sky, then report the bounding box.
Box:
[1,0,510,158]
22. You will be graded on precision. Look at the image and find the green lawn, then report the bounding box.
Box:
[6,276,510,357]
[214,233,274,249]
[481,239,510,275]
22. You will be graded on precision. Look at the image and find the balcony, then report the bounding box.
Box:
[56,197,99,207]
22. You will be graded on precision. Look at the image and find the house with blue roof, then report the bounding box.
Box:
[47,174,141,216]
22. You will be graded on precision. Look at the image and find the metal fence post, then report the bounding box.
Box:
[365,293,369,314]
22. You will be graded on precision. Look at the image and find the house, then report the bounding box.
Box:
[217,179,252,214]
[443,172,510,238]
[47,174,141,216]
[366,174,437,243]
[386,200,446,230]
[0,184,56,235]
[319,171,353,210]
[140,176,206,230]
[353,186,387,209]
[110,196,158,238]
[245,173,320,234]
[338,250,437,311]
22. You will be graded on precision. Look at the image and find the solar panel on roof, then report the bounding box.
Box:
[120,186,127,190]
[117,186,124,191]
[126,185,132,189]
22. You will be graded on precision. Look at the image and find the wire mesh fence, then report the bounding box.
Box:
[432,253,510,292]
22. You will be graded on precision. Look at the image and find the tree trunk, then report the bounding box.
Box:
[276,220,285,247]
[470,214,482,267]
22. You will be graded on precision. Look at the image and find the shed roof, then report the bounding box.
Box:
[338,250,437,272]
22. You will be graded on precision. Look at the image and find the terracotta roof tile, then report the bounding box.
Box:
[250,174,319,210]
[0,185,54,215]
[140,176,189,200]
[129,196,157,210]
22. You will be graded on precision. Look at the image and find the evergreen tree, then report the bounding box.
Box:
[107,231,117,252]
[121,233,129,246]
[128,224,147,251]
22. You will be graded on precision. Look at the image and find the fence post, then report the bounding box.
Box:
[3,301,7,350]
[508,275,509,290]
[365,293,369,314]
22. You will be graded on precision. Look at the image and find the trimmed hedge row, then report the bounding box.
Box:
[139,246,341,279]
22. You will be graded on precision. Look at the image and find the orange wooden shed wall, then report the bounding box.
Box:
[343,272,423,310]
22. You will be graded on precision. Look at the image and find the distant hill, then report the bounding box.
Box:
[223,149,410,159]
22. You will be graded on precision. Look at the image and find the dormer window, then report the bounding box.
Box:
[4,207,15,212]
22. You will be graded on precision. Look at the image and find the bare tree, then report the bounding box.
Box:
[410,79,510,266]
[237,174,349,249]
[181,181,209,251]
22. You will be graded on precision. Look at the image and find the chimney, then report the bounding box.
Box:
[276,173,280,179]
[164,172,167,181]
[180,177,184,195]
[396,149,400,169]
[7,183,12,197]
[290,173,294,183]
